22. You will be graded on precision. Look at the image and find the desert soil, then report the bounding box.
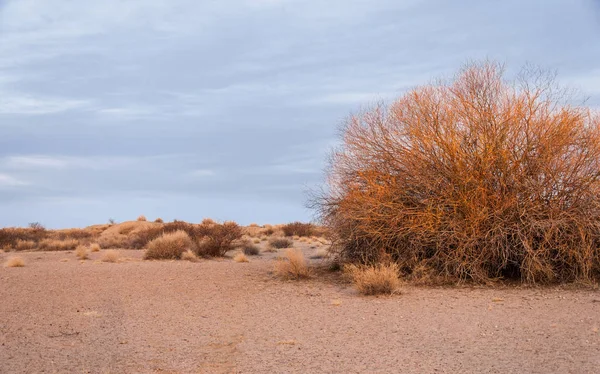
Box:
[1,242,599,374]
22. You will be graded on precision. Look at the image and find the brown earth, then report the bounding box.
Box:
[1,242,599,373]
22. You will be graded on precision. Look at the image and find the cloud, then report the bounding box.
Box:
[0,173,28,187]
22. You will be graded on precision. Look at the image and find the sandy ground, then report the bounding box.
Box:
[1,242,599,374]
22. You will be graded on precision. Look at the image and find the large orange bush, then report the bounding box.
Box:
[317,62,600,284]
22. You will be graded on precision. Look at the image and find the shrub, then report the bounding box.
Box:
[344,263,400,295]
[274,248,310,279]
[90,243,101,252]
[252,238,261,244]
[144,230,195,260]
[154,218,164,223]
[234,253,249,263]
[102,250,120,263]
[282,222,314,237]
[75,245,88,260]
[4,256,25,268]
[137,215,147,222]
[194,221,243,257]
[243,243,260,256]
[268,237,293,249]
[0,227,47,249]
[315,61,600,284]
[38,239,79,251]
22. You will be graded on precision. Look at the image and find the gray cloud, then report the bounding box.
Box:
[1,0,599,227]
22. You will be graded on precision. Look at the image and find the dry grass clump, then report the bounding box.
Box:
[344,263,400,295]
[242,243,260,256]
[282,222,315,237]
[181,250,198,262]
[154,218,164,223]
[75,245,89,260]
[90,243,101,252]
[268,237,293,249]
[234,252,249,263]
[274,248,310,279]
[252,238,261,244]
[4,256,25,268]
[310,247,330,259]
[38,239,79,251]
[144,230,195,260]
[316,61,600,284]
[137,215,147,222]
[101,250,120,263]
[15,239,36,251]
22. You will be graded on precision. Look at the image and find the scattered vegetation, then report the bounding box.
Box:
[4,256,25,268]
[144,230,195,260]
[90,243,101,252]
[274,248,310,279]
[315,61,600,284]
[137,215,147,222]
[344,263,400,295]
[181,250,198,262]
[154,218,164,223]
[38,239,80,252]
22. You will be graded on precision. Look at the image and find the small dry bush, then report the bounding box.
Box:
[194,221,243,257]
[234,252,249,263]
[344,263,400,295]
[102,250,120,263]
[90,243,101,252]
[38,239,79,251]
[145,230,195,260]
[274,248,310,279]
[75,245,88,260]
[181,250,198,262]
[154,218,164,223]
[282,222,314,237]
[4,256,25,268]
[0,227,47,249]
[15,239,36,251]
[252,238,260,244]
[316,61,600,284]
[268,237,293,249]
[242,243,260,256]
[137,215,147,222]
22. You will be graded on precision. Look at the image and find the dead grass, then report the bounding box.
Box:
[242,243,260,256]
[274,248,310,279]
[38,239,80,251]
[181,250,198,262]
[252,238,261,244]
[137,215,147,222]
[154,218,164,223]
[75,245,88,260]
[4,256,25,268]
[310,247,329,259]
[101,250,120,263]
[234,252,249,263]
[282,222,315,237]
[344,263,400,295]
[145,230,195,260]
[15,239,36,251]
[90,243,101,252]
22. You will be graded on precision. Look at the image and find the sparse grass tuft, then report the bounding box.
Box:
[344,263,400,295]
[252,238,261,244]
[4,256,25,268]
[137,215,147,221]
[274,248,310,279]
[234,252,249,263]
[181,250,198,262]
[38,239,80,251]
[154,218,164,223]
[145,230,195,260]
[90,243,101,252]
[75,245,88,260]
[102,250,120,263]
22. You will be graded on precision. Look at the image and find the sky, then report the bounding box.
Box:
[1,0,600,228]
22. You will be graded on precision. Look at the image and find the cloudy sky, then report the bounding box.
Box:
[1,0,599,228]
